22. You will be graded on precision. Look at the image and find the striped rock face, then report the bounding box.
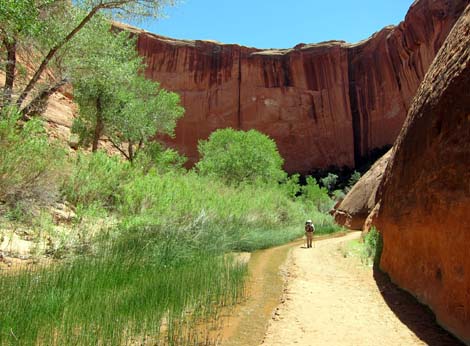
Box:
[117,0,468,173]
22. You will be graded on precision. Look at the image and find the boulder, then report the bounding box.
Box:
[333,149,392,230]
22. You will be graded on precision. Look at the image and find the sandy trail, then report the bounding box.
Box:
[260,232,461,346]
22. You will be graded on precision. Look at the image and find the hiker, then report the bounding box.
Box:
[305,220,315,248]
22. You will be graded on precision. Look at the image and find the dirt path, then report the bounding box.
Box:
[221,240,298,346]
[259,231,462,346]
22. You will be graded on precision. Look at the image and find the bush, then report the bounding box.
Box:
[348,170,361,188]
[320,172,338,192]
[332,189,345,201]
[361,227,383,265]
[300,176,333,213]
[62,151,131,208]
[0,107,65,205]
[344,170,361,193]
[134,142,187,174]
[281,173,301,200]
[196,128,286,184]
[118,171,305,232]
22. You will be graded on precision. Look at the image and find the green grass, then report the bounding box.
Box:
[0,229,247,346]
[338,228,383,266]
[1,151,344,345]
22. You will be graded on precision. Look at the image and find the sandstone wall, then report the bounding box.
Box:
[119,0,468,173]
[376,5,470,343]
[333,149,392,230]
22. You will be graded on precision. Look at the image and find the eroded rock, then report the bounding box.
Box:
[333,149,392,230]
[116,0,468,173]
[376,4,470,343]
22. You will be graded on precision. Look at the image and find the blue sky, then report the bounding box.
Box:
[134,0,415,49]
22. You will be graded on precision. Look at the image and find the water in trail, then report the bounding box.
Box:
[223,232,463,346]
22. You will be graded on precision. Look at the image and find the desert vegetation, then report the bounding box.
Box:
[0,106,342,345]
[0,1,348,345]
[338,227,383,266]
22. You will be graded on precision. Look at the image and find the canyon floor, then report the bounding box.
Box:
[222,232,463,346]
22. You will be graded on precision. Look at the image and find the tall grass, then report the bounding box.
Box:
[0,227,247,346]
[1,150,344,345]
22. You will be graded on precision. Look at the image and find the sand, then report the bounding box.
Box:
[260,232,461,346]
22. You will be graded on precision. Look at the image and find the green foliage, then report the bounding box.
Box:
[300,176,332,213]
[0,0,51,41]
[361,227,383,265]
[68,18,142,149]
[134,142,187,174]
[62,151,131,208]
[118,171,303,231]
[332,189,346,201]
[69,18,184,158]
[0,107,64,204]
[320,172,338,192]
[196,128,286,184]
[4,141,345,344]
[106,76,184,158]
[1,0,176,118]
[282,173,301,200]
[74,0,177,21]
[0,235,246,345]
[348,170,361,187]
[0,110,343,346]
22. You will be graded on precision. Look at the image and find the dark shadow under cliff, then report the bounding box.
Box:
[373,267,464,346]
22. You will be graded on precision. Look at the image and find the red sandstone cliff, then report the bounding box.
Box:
[375,4,470,343]
[117,0,468,173]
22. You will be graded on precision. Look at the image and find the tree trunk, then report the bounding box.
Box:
[128,141,134,163]
[2,38,17,107]
[92,95,104,152]
[16,6,100,108]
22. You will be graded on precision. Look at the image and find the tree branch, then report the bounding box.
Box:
[2,37,17,107]
[20,78,69,120]
[108,137,131,160]
[16,5,102,108]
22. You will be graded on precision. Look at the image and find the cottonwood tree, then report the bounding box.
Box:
[196,129,286,184]
[106,76,184,162]
[0,0,65,107]
[69,19,184,159]
[0,0,176,118]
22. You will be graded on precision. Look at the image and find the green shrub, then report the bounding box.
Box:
[62,151,131,208]
[281,173,301,200]
[196,128,286,184]
[361,227,383,265]
[120,173,292,224]
[348,170,361,188]
[134,142,187,174]
[0,107,65,205]
[320,173,338,192]
[300,176,333,213]
[332,189,346,201]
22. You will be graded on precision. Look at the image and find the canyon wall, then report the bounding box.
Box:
[376,5,470,343]
[119,0,468,173]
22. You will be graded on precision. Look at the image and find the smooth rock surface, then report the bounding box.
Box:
[117,0,468,173]
[376,4,470,343]
[333,149,392,230]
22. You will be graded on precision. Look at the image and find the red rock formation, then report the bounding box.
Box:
[117,0,468,173]
[333,149,392,230]
[376,4,470,343]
